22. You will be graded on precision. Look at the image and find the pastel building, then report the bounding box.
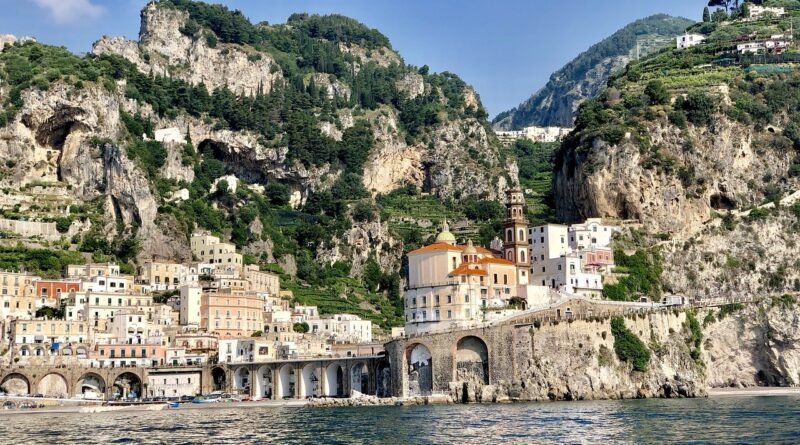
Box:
[200,292,263,338]
[190,232,243,268]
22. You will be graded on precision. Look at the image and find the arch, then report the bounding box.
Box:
[112,372,142,400]
[76,346,88,358]
[34,346,45,356]
[375,361,391,397]
[76,372,106,398]
[350,362,369,395]
[254,365,272,400]
[1,373,30,395]
[233,367,250,394]
[277,364,294,399]
[37,372,69,398]
[324,363,344,397]
[300,364,320,398]
[19,346,30,356]
[211,367,226,392]
[406,343,433,396]
[455,336,489,386]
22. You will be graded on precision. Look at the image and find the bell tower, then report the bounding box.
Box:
[503,188,529,285]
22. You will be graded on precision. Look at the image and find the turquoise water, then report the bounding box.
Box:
[2,396,799,444]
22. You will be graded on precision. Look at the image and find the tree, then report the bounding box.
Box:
[708,0,735,12]
[703,6,711,22]
[293,322,309,333]
[644,80,669,105]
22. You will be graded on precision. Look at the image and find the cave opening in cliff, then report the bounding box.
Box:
[34,107,87,182]
[710,194,736,211]
[198,139,229,162]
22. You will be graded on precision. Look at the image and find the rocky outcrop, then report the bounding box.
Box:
[316,219,402,277]
[0,80,189,261]
[425,119,512,201]
[703,300,800,387]
[554,116,793,237]
[93,3,282,96]
[492,311,705,402]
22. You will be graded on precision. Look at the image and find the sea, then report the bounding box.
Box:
[2,395,799,444]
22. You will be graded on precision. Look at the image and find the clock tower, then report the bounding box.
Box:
[503,188,529,285]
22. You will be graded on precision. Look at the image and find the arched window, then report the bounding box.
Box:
[506,229,513,242]
[518,229,524,241]
[520,250,526,263]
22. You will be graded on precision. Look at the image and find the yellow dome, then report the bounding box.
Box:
[463,239,477,255]
[435,230,456,243]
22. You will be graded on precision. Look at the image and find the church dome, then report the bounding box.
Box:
[463,239,477,255]
[435,220,457,244]
[435,230,456,244]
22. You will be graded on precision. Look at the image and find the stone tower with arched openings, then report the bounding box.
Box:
[503,188,529,285]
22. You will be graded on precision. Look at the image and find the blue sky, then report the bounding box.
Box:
[1,0,704,117]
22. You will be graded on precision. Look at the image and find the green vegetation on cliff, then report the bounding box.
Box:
[493,14,694,129]
[611,316,651,372]
[0,1,509,330]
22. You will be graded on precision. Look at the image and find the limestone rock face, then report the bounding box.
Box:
[316,219,402,278]
[703,301,800,388]
[0,80,189,262]
[498,311,706,402]
[93,3,282,96]
[395,73,424,99]
[425,119,511,201]
[363,109,424,194]
[554,117,792,237]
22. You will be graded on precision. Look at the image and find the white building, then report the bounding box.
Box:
[530,254,604,298]
[567,218,620,251]
[528,224,570,263]
[153,127,186,144]
[148,370,201,398]
[308,314,373,344]
[749,5,785,19]
[676,33,706,50]
[179,285,202,327]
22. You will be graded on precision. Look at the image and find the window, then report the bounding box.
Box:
[503,275,508,285]
[435,295,440,305]
[447,295,452,304]
[493,274,498,284]
[464,294,470,303]
[447,310,452,319]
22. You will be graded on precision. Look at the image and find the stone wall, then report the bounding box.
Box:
[386,303,706,402]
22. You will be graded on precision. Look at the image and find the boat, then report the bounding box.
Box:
[191,396,219,404]
[168,402,180,409]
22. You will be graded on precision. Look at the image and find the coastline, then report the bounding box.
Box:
[707,387,800,397]
[0,398,309,415]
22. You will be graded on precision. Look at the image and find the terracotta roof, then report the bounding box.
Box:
[479,257,514,265]
[448,264,488,277]
[408,242,463,255]
[408,242,495,256]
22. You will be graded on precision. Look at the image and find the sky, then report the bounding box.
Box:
[0,0,705,117]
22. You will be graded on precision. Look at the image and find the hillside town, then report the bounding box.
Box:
[0,231,378,399]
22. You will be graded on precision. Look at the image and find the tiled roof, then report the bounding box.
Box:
[408,242,495,256]
[448,264,488,276]
[479,257,514,265]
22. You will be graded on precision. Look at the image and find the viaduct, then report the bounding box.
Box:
[1,297,665,401]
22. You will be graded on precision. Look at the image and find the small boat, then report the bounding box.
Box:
[168,402,180,409]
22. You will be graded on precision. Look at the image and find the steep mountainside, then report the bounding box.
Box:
[554,2,800,302]
[493,14,694,130]
[0,0,517,330]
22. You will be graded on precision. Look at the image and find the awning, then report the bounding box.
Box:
[34,335,44,341]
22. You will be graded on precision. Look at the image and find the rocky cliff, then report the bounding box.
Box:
[0,0,515,328]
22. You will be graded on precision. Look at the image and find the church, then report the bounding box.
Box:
[403,188,552,335]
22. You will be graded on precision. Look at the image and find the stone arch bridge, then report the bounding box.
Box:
[0,355,390,400]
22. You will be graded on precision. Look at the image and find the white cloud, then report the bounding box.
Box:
[33,0,106,24]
